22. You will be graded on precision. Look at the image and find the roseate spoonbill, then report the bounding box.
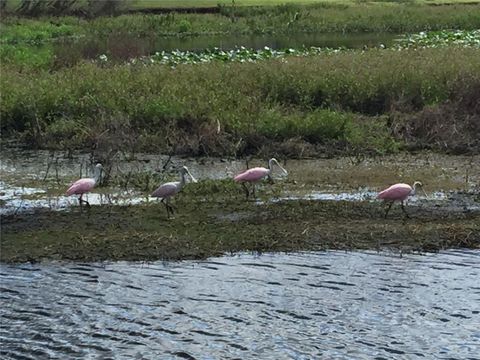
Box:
[66,163,103,207]
[234,158,288,199]
[151,166,197,218]
[378,181,426,219]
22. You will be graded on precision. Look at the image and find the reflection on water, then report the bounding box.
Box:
[0,180,150,214]
[52,32,397,65]
[1,250,479,359]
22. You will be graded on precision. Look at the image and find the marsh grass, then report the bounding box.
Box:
[1,196,479,263]
[2,3,480,45]
[1,46,479,155]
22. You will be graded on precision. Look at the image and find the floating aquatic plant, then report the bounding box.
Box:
[397,29,480,49]
[125,46,344,67]
[91,30,480,68]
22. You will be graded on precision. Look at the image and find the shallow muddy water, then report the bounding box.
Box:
[1,147,478,215]
[1,250,479,359]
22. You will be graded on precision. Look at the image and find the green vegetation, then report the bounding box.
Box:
[2,2,480,44]
[1,46,479,155]
[4,0,480,13]
[398,29,480,47]
[2,29,478,71]
[132,46,342,66]
[131,0,480,7]
[110,29,480,67]
[2,189,479,263]
[1,1,479,156]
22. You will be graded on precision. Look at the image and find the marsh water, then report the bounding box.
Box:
[1,148,479,357]
[1,146,479,214]
[36,32,397,67]
[1,250,479,359]
[62,32,396,53]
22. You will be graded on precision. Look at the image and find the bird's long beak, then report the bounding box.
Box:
[274,160,288,176]
[421,188,428,198]
[187,170,197,183]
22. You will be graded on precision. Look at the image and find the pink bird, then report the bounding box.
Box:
[151,166,197,218]
[66,163,103,207]
[234,158,288,199]
[378,181,426,218]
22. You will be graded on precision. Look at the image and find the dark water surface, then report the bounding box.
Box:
[1,250,479,359]
[50,32,396,64]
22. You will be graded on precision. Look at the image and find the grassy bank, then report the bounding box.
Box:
[1,193,479,263]
[2,2,480,44]
[1,46,479,156]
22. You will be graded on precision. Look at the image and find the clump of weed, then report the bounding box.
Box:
[391,79,480,154]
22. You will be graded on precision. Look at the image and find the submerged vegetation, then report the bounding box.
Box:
[2,193,479,263]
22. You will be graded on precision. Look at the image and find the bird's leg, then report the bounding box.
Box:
[166,198,176,217]
[241,182,250,200]
[78,194,90,208]
[401,201,410,219]
[161,199,170,218]
[78,195,84,211]
[252,184,256,199]
[168,199,177,213]
[168,200,176,215]
[384,201,394,219]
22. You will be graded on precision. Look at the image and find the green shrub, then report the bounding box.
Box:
[177,19,192,33]
[1,47,479,155]
[257,108,351,142]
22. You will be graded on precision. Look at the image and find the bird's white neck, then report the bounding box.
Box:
[411,182,424,196]
[411,183,418,195]
[179,171,187,188]
[93,167,102,185]
[268,159,275,173]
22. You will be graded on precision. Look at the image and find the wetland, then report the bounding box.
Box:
[1,0,479,262]
[1,149,479,263]
[1,2,480,358]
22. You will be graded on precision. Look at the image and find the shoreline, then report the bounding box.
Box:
[2,193,479,263]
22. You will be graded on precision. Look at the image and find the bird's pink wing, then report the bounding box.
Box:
[151,182,178,198]
[66,178,95,196]
[378,183,412,201]
[234,167,269,182]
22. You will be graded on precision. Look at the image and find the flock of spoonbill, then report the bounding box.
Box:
[66,158,425,218]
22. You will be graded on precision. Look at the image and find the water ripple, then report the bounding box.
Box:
[1,251,479,359]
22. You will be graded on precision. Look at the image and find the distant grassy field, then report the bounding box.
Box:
[3,1,480,46]
[132,0,480,7]
[131,0,480,8]
[3,0,480,12]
